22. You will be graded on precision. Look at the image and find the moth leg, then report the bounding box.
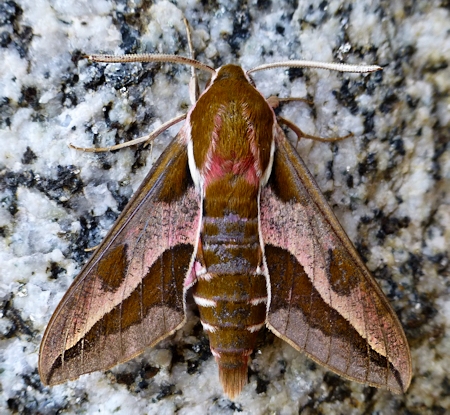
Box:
[69,113,187,152]
[277,116,353,146]
[267,96,312,109]
[183,18,200,103]
[268,96,352,145]
[83,244,99,252]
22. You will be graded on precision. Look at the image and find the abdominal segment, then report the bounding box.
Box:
[192,210,267,399]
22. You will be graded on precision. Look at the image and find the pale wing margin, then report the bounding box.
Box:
[260,131,411,393]
[39,136,202,385]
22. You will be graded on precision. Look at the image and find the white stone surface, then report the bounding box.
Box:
[1,0,449,414]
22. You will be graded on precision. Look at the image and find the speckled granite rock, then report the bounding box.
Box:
[1,0,449,414]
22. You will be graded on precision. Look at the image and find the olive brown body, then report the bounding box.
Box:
[190,66,274,396]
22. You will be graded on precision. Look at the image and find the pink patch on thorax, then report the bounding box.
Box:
[203,152,261,188]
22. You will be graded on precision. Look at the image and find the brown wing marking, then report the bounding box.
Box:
[260,131,411,393]
[39,137,202,385]
[265,244,404,391]
[44,244,193,384]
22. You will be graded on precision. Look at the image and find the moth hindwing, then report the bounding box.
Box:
[39,23,411,400]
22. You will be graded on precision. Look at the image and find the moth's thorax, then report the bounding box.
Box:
[189,65,275,202]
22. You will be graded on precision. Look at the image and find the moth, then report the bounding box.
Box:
[39,21,412,399]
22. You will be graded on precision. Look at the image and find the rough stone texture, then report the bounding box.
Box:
[1,0,449,414]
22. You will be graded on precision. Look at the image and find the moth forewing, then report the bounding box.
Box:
[39,137,202,386]
[39,22,411,399]
[261,128,411,393]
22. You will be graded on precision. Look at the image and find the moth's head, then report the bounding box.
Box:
[211,64,256,87]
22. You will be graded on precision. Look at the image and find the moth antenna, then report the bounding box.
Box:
[248,60,382,74]
[87,53,216,76]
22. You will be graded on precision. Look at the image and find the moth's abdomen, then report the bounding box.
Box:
[187,64,276,398]
[193,214,267,399]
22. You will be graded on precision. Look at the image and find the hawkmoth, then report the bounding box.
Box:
[39,20,412,399]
